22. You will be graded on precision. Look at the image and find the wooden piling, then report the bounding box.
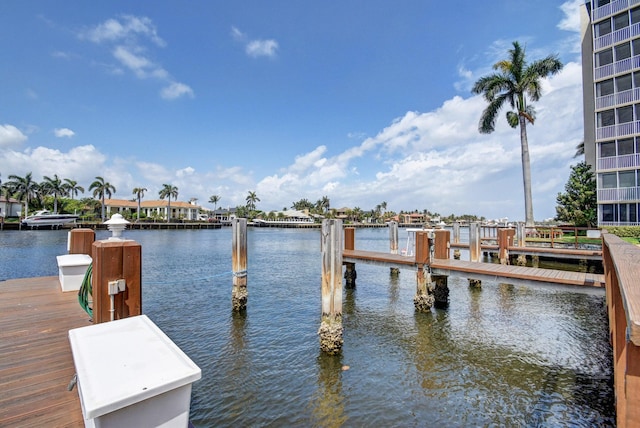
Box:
[319,219,343,354]
[517,222,526,247]
[498,228,515,265]
[343,227,357,288]
[68,228,95,255]
[91,239,142,323]
[469,222,481,262]
[432,274,449,308]
[434,229,450,260]
[389,221,400,276]
[453,221,460,244]
[232,218,248,311]
[413,232,434,312]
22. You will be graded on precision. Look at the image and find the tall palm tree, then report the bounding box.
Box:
[42,174,68,213]
[158,184,178,223]
[319,195,330,213]
[6,172,38,218]
[209,195,220,210]
[89,176,116,222]
[64,179,85,200]
[472,41,563,227]
[132,187,147,221]
[245,191,259,211]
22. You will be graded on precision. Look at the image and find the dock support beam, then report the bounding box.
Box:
[498,228,515,265]
[389,221,400,276]
[319,219,343,355]
[413,231,434,312]
[344,227,357,288]
[469,222,481,262]
[231,218,248,312]
[433,274,449,308]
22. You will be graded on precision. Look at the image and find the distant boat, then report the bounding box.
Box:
[22,210,78,227]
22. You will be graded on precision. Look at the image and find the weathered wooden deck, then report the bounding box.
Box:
[0,276,89,427]
[343,249,605,288]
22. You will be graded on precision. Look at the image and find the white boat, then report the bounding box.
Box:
[22,210,78,227]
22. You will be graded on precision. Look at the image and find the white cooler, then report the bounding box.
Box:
[56,254,92,292]
[68,315,201,428]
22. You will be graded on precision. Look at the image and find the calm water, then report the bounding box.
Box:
[0,228,614,427]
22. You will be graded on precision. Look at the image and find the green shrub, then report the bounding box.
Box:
[604,226,640,238]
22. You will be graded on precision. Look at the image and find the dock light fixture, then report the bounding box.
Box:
[104,213,130,240]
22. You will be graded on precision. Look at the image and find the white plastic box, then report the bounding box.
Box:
[68,315,202,428]
[56,254,92,292]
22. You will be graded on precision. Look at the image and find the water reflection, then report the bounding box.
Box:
[309,353,348,428]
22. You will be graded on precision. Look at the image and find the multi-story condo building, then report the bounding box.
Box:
[582,0,640,225]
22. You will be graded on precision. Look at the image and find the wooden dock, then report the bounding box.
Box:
[0,276,88,427]
[343,249,605,288]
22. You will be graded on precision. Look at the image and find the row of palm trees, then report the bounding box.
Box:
[1,173,186,223]
[1,173,116,220]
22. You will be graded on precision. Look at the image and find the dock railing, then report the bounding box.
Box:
[602,232,640,427]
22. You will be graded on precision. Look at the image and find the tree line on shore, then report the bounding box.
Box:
[1,171,490,224]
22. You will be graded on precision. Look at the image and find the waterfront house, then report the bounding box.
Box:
[212,207,237,224]
[0,196,22,218]
[104,199,202,221]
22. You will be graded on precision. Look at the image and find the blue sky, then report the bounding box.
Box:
[1,1,584,221]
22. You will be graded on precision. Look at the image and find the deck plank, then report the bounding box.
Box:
[0,276,89,427]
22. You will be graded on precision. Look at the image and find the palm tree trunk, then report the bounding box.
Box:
[101,194,106,222]
[167,197,171,223]
[519,116,535,227]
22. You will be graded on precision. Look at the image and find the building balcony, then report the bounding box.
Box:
[593,0,640,21]
[596,87,640,109]
[598,186,640,201]
[598,153,640,170]
[596,120,640,139]
[594,22,640,50]
[595,54,640,80]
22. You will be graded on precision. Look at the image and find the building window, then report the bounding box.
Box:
[619,138,635,155]
[617,105,633,123]
[596,19,612,37]
[619,203,638,223]
[596,49,613,67]
[600,141,616,157]
[619,171,636,187]
[615,42,632,61]
[601,172,618,188]
[601,204,616,222]
[616,74,632,92]
[597,79,614,96]
[634,39,640,57]
[598,110,615,127]
[632,7,640,25]
[597,0,610,7]
[614,12,630,30]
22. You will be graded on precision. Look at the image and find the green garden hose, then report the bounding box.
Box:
[78,263,93,318]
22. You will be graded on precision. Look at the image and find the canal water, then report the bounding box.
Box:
[0,228,614,426]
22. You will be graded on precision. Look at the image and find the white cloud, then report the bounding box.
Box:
[0,125,28,147]
[83,15,165,47]
[558,0,583,33]
[54,128,75,138]
[232,26,279,58]
[81,15,191,100]
[246,39,278,58]
[160,82,194,100]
